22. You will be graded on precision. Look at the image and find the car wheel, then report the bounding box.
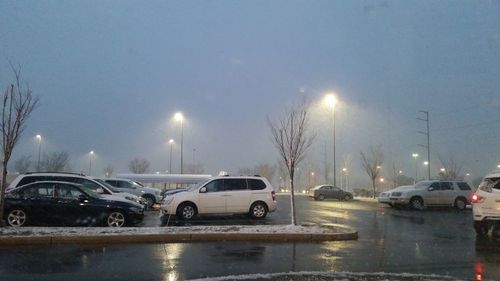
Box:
[249,202,268,219]
[107,211,126,227]
[7,209,28,227]
[142,195,155,208]
[177,203,196,220]
[410,197,424,210]
[317,194,325,201]
[454,197,467,211]
[474,221,489,237]
[343,194,352,201]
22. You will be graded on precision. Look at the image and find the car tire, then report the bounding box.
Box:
[142,194,155,208]
[177,203,197,220]
[249,202,268,219]
[474,221,489,237]
[409,197,424,210]
[7,208,28,227]
[317,194,325,201]
[454,197,467,211]
[106,211,126,227]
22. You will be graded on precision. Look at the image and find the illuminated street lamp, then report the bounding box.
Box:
[168,139,175,174]
[423,161,429,180]
[412,153,419,184]
[497,164,500,169]
[89,150,94,176]
[35,134,42,172]
[324,93,338,187]
[174,112,184,174]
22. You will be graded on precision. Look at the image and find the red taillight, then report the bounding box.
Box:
[472,194,485,203]
[271,191,276,201]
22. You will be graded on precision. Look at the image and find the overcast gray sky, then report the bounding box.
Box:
[1,1,499,187]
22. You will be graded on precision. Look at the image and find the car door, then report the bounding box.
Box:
[225,178,251,213]
[424,182,441,205]
[197,179,227,214]
[438,182,455,206]
[53,183,91,226]
[22,183,58,225]
[331,187,343,199]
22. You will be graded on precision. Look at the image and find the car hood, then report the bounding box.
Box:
[383,185,414,193]
[102,194,142,207]
[164,188,188,196]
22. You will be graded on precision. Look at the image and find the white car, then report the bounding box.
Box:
[378,185,414,207]
[382,180,472,210]
[472,170,500,236]
[160,176,277,220]
[101,178,162,208]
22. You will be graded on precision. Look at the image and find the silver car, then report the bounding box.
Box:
[102,178,162,208]
[382,180,472,210]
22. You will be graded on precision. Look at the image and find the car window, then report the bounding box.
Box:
[429,182,440,190]
[204,179,224,192]
[224,179,247,191]
[457,182,471,191]
[117,180,132,188]
[332,187,341,192]
[248,179,266,190]
[57,184,84,199]
[18,176,45,186]
[75,178,105,193]
[22,182,55,198]
[440,182,453,191]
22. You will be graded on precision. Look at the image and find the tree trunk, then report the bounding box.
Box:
[0,161,8,226]
[290,178,296,225]
[372,179,376,199]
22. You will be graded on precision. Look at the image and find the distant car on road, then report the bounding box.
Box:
[101,178,162,208]
[3,181,144,227]
[383,180,472,210]
[472,170,500,236]
[308,185,353,201]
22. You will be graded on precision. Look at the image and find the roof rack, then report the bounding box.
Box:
[25,171,87,176]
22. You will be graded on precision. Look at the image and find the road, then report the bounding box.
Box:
[0,195,498,281]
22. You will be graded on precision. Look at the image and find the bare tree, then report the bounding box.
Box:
[103,165,114,178]
[129,158,150,174]
[254,163,276,182]
[40,151,70,172]
[437,155,463,180]
[360,145,384,198]
[268,99,315,225]
[237,167,254,175]
[14,155,32,174]
[0,63,39,226]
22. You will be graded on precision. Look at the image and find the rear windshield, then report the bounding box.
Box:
[478,177,500,192]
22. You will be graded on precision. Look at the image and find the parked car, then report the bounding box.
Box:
[3,181,144,227]
[160,176,277,220]
[378,185,414,207]
[308,185,353,201]
[6,172,146,207]
[472,170,500,236]
[101,178,162,208]
[386,180,472,210]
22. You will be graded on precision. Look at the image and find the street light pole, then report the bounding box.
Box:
[174,112,184,174]
[89,150,94,176]
[168,139,174,174]
[324,94,338,187]
[35,134,42,172]
[412,153,419,184]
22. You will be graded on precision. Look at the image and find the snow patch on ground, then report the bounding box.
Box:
[0,224,347,237]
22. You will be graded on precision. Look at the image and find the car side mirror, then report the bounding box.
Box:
[96,187,104,194]
[199,187,207,193]
[428,187,434,191]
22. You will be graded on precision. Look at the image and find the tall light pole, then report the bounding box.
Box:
[168,139,174,174]
[35,134,42,172]
[174,112,184,174]
[342,168,348,192]
[89,150,94,176]
[324,94,338,187]
[412,153,419,184]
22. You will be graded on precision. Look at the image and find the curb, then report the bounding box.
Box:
[0,231,358,246]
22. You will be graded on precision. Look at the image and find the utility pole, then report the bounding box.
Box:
[417,111,430,180]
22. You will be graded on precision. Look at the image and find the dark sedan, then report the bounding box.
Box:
[308,185,353,201]
[3,181,144,227]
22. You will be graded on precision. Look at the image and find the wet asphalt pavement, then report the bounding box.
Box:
[0,195,498,281]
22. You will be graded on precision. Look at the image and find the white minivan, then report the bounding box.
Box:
[160,176,277,220]
[472,170,500,236]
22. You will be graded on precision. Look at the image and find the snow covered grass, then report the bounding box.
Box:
[0,224,348,237]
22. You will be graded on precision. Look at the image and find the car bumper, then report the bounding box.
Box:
[388,197,410,205]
